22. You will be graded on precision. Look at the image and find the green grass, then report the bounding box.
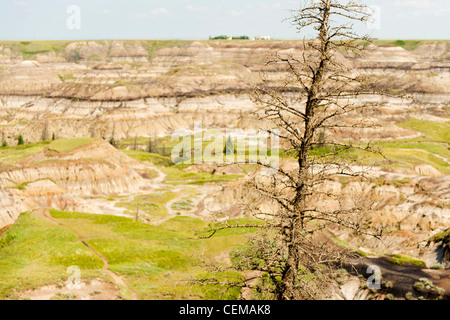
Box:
[373,40,423,51]
[238,164,259,174]
[388,254,427,267]
[429,228,450,248]
[122,150,173,166]
[0,141,50,166]
[48,138,99,153]
[122,133,278,166]
[115,191,177,219]
[144,168,160,179]
[383,149,450,174]
[0,40,70,58]
[171,200,194,211]
[337,146,450,175]
[88,55,102,61]
[0,208,257,299]
[0,212,103,299]
[143,40,193,61]
[162,165,243,185]
[58,72,74,82]
[47,209,254,299]
[331,237,370,257]
[397,118,450,142]
[12,178,53,190]
[375,139,450,160]
[308,127,450,174]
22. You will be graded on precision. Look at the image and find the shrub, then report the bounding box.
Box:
[405,292,415,300]
[17,135,24,145]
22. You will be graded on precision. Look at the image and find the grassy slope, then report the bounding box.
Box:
[48,210,256,299]
[0,138,101,166]
[123,149,244,185]
[0,141,49,166]
[0,40,193,62]
[304,117,450,174]
[0,212,103,299]
[397,118,449,142]
[0,209,255,300]
[48,138,99,153]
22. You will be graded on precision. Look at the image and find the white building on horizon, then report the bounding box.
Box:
[254,35,271,40]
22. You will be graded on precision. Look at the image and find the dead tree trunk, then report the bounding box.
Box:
[195,0,387,300]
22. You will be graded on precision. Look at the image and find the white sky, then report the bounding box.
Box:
[0,0,449,40]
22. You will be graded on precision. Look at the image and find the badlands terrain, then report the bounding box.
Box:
[0,39,449,300]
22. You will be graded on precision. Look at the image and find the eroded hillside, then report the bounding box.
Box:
[0,40,448,300]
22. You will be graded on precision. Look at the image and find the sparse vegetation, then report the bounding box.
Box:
[123,150,173,167]
[0,141,50,166]
[162,165,243,185]
[429,228,450,250]
[0,22,448,303]
[413,278,446,299]
[0,206,259,299]
[397,118,450,142]
[115,191,177,219]
[48,138,98,153]
[88,55,102,61]
[0,212,103,299]
[373,39,423,51]
[58,72,74,82]
[388,254,426,267]
[17,135,24,145]
[171,200,194,211]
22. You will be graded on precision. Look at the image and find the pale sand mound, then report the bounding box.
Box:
[93,63,123,71]
[0,60,61,95]
[0,139,146,195]
[414,42,447,59]
[357,45,417,68]
[18,278,120,300]
[414,164,442,177]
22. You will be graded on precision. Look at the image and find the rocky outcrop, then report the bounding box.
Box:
[0,139,145,194]
[0,188,28,228]
[0,61,61,95]
[356,45,418,69]
[0,139,148,229]
[0,40,448,145]
[0,40,448,240]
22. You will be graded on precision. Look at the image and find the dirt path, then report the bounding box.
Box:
[32,208,139,300]
[135,162,221,226]
[151,165,167,185]
[152,183,220,226]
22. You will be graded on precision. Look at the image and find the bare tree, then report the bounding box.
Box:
[195,0,387,300]
[41,119,49,142]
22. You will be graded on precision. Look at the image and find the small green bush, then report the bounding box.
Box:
[405,292,415,300]
[17,135,24,145]
[385,293,395,300]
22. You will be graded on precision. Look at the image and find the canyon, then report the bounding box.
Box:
[0,39,448,300]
